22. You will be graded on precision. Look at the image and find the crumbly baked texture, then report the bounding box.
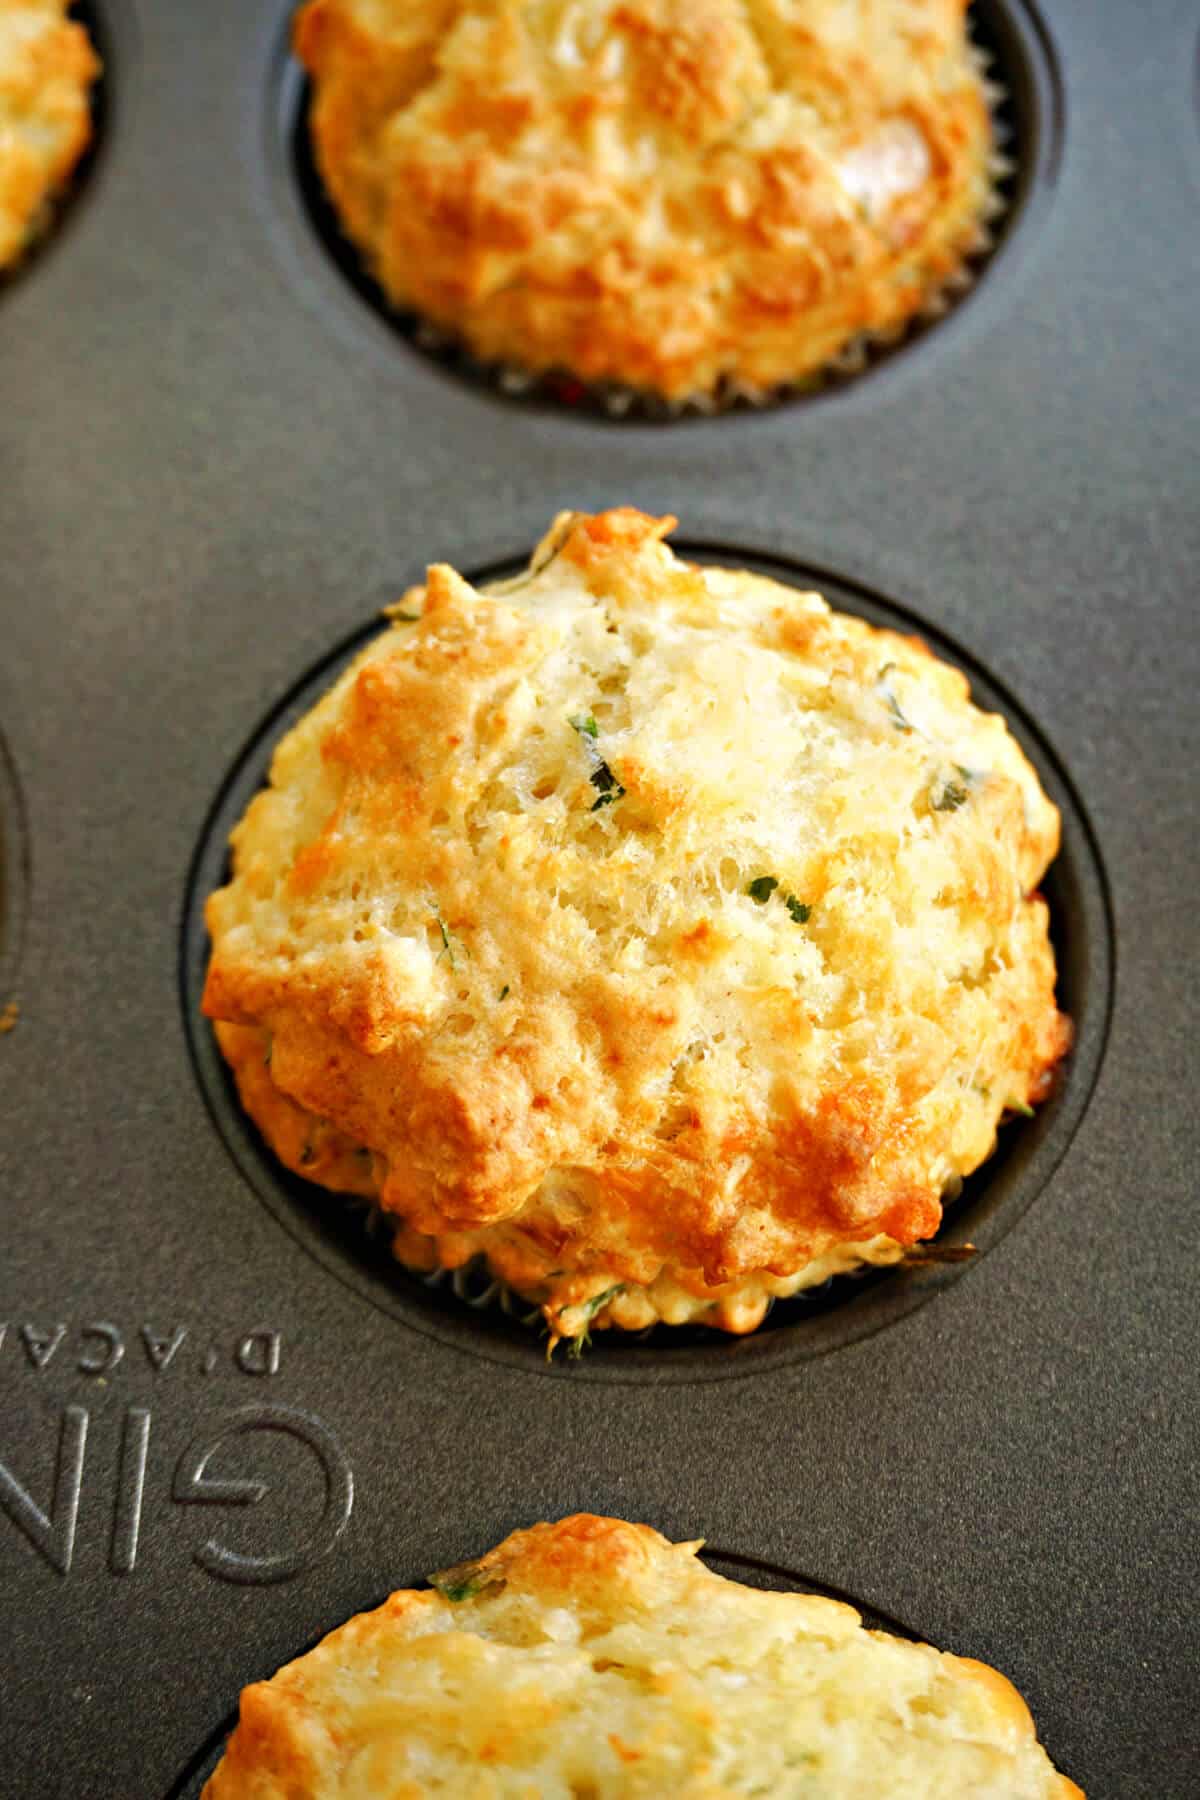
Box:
[0,0,98,270]
[203,507,1069,1345]
[202,1514,1081,1798]
[293,0,995,401]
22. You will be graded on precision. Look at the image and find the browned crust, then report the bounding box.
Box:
[0,2,99,269]
[292,0,995,400]
[204,509,1070,1342]
[203,1514,1083,1798]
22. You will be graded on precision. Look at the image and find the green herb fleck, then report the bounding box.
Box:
[1006,1097,1035,1118]
[429,1560,507,1604]
[498,984,510,1002]
[931,778,970,812]
[564,1283,626,1359]
[785,894,812,924]
[747,875,779,904]
[390,608,420,622]
[434,910,465,968]
[435,1577,481,1601]
[580,1283,625,1322]
[589,764,626,810]
[877,663,915,733]
[571,710,624,811]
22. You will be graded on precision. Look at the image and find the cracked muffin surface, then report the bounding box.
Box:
[203,508,1069,1346]
[203,1514,1082,1798]
[0,0,98,269]
[293,0,996,400]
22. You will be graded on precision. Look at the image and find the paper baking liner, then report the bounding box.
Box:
[323,1161,986,1356]
[300,37,1016,423]
[357,1213,968,1357]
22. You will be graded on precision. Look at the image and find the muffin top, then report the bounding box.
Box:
[204,509,1068,1341]
[294,0,994,401]
[0,0,98,270]
[203,1513,1081,1798]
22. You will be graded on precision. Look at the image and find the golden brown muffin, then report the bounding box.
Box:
[293,0,998,403]
[203,1514,1082,1798]
[0,0,99,270]
[203,508,1069,1348]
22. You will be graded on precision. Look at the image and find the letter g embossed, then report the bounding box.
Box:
[173,1403,353,1585]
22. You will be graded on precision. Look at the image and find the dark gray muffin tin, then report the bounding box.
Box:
[1,1,1197,1794]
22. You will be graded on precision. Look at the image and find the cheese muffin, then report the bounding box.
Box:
[0,0,99,270]
[203,1514,1081,1798]
[203,508,1069,1348]
[293,0,998,404]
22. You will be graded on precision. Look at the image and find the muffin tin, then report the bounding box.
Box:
[1,1,1197,1794]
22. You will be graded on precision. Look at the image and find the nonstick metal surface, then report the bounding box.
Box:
[1,2,1197,1795]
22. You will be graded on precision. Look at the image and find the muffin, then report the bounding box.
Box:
[203,1513,1081,1798]
[0,0,99,271]
[203,507,1070,1349]
[292,0,999,405]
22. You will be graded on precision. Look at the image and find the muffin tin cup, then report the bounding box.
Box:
[181,542,1113,1383]
[280,0,1052,423]
[0,725,29,1010]
[1,0,1195,1794]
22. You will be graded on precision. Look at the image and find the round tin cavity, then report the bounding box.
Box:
[0,2,111,286]
[270,0,1061,420]
[164,1551,919,1800]
[0,726,29,1014]
[181,545,1112,1384]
